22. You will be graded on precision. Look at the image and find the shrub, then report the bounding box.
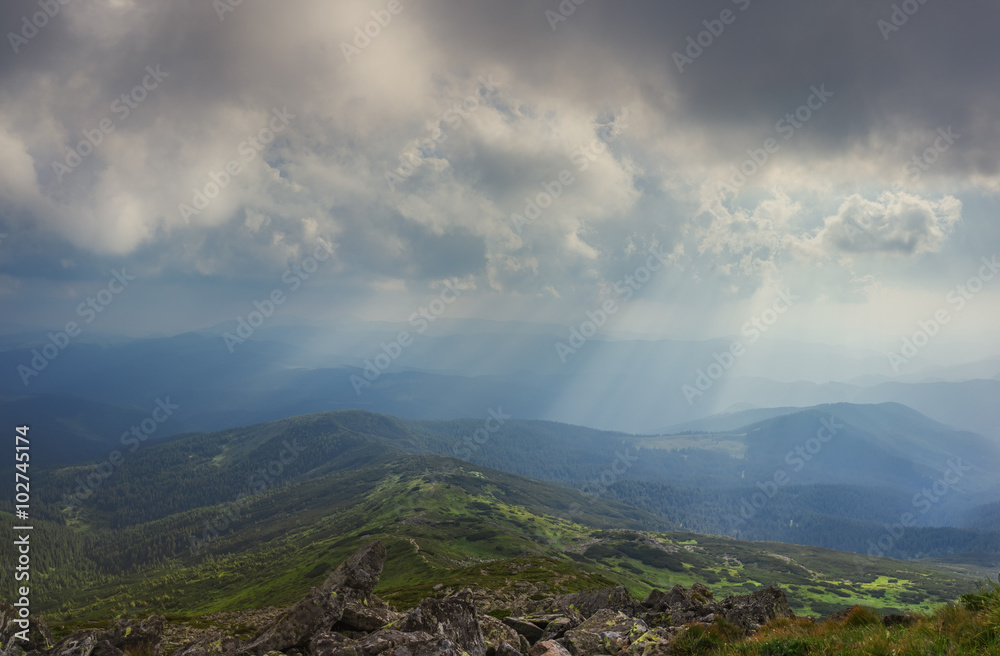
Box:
[842,606,882,628]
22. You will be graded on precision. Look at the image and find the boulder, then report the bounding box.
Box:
[501,618,543,645]
[527,640,572,656]
[336,598,401,634]
[355,629,438,655]
[175,632,244,656]
[41,631,124,656]
[562,609,647,656]
[623,628,679,656]
[544,587,640,620]
[480,615,522,651]
[241,541,392,655]
[714,586,792,634]
[239,587,343,655]
[404,637,467,656]
[641,583,789,635]
[537,617,575,643]
[492,642,525,656]
[321,542,387,596]
[396,596,487,656]
[102,615,167,653]
[0,601,55,654]
[308,631,357,656]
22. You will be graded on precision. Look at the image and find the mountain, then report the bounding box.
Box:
[5,324,999,436]
[0,409,987,628]
[9,398,1000,556]
[0,394,192,467]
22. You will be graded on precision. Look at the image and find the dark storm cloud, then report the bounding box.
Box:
[0,0,997,334]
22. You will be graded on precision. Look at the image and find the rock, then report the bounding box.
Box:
[357,629,439,655]
[336,599,401,634]
[641,583,789,635]
[91,641,127,656]
[537,617,574,643]
[403,637,466,656]
[640,590,665,610]
[396,596,487,656]
[714,586,793,634]
[240,541,393,655]
[623,628,678,656]
[0,601,55,654]
[175,632,244,656]
[493,642,524,656]
[501,618,543,645]
[42,631,125,656]
[308,631,357,656]
[562,609,647,656]
[321,542,388,596]
[480,615,522,651]
[103,615,167,653]
[646,584,713,613]
[527,640,572,656]
[239,587,343,655]
[433,584,444,592]
[544,587,640,620]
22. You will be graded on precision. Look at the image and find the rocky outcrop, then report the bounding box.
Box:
[1,600,55,655]
[13,541,803,656]
[542,587,641,620]
[393,595,488,656]
[239,541,392,655]
[19,616,168,656]
[641,583,792,634]
[562,609,648,656]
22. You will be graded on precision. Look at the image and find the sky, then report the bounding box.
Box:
[1,0,998,360]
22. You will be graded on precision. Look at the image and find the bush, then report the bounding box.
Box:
[842,606,882,628]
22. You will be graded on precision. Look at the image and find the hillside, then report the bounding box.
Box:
[0,411,988,629]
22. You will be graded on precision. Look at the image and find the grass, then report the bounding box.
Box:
[17,462,987,636]
[683,579,1000,655]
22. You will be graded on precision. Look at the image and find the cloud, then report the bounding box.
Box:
[804,193,962,257]
[0,0,997,337]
